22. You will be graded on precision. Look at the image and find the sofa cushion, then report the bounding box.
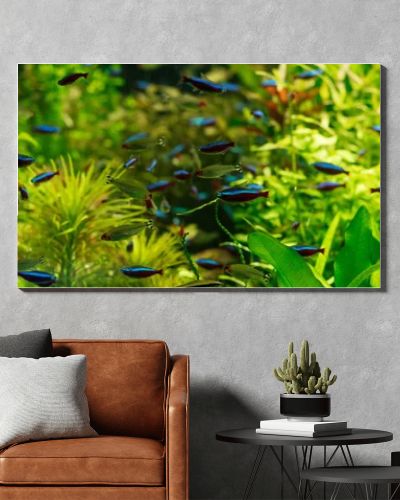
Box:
[0,329,53,358]
[52,340,170,440]
[0,355,97,448]
[0,436,165,486]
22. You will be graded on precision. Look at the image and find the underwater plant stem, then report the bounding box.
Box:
[180,198,218,216]
[288,95,296,173]
[181,234,200,281]
[287,88,302,227]
[62,235,76,287]
[214,200,245,264]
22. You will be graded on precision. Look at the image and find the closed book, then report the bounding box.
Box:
[259,419,347,432]
[256,428,352,438]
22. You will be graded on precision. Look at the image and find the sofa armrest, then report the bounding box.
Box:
[166,355,189,500]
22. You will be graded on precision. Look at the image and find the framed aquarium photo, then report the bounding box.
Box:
[17,64,381,289]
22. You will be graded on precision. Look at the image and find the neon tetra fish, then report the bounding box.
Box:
[167,144,185,158]
[295,69,323,79]
[19,186,29,200]
[372,124,381,133]
[136,80,150,90]
[173,169,191,180]
[122,132,149,149]
[120,266,163,278]
[316,182,345,192]
[123,157,138,169]
[18,154,35,167]
[58,72,88,86]
[292,246,325,257]
[33,124,60,134]
[147,180,174,192]
[196,258,224,270]
[182,75,225,93]
[199,141,235,154]
[221,82,240,93]
[242,164,257,175]
[146,159,158,173]
[31,171,59,185]
[217,187,269,203]
[261,79,277,88]
[252,110,264,119]
[18,270,57,287]
[189,117,216,127]
[313,162,349,175]
[246,183,264,191]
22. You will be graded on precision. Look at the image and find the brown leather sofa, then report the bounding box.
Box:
[0,339,189,500]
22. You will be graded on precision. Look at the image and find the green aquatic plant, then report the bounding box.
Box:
[18,156,145,287]
[273,340,337,394]
[18,63,381,288]
[103,229,190,288]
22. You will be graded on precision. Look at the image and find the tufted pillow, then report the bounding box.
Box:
[0,355,97,449]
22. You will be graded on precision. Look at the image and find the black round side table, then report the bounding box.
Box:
[216,428,393,500]
[301,466,400,500]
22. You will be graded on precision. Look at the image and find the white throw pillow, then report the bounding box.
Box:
[0,355,97,448]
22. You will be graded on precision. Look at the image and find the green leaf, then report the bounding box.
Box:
[101,221,153,241]
[196,164,240,179]
[334,206,380,287]
[18,132,39,149]
[107,176,146,198]
[315,213,341,276]
[347,263,380,288]
[18,257,45,271]
[230,64,260,90]
[226,264,267,286]
[178,280,222,287]
[371,269,381,288]
[248,232,323,288]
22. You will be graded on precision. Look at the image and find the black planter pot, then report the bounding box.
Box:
[280,394,331,420]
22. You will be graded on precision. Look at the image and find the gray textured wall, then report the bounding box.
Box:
[1,1,398,499]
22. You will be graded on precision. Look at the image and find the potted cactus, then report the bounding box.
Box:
[273,340,337,420]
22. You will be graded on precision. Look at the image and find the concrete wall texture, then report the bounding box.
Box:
[1,1,398,498]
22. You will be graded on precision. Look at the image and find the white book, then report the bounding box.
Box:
[259,419,347,432]
[256,428,352,438]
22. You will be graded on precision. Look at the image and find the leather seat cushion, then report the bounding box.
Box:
[0,436,165,486]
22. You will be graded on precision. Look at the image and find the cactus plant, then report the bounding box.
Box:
[273,340,337,395]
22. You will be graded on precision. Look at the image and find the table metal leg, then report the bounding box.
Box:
[242,445,266,500]
[343,483,358,500]
[270,446,299,493]
[281,447,284,500]
[330,483,341,500]
[326,445,340,467]
[243,445,302,499]
[242,443,371,500]
[389,482,400,500]
[300,446,314,500]
[299,445,360,500]
[324,446,327,500]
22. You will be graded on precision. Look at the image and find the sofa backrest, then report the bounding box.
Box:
[53,339,170,440]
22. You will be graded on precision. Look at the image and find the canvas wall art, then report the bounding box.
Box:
[18,64,381,288]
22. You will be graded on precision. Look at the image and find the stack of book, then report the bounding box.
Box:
[256,419,351,438]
